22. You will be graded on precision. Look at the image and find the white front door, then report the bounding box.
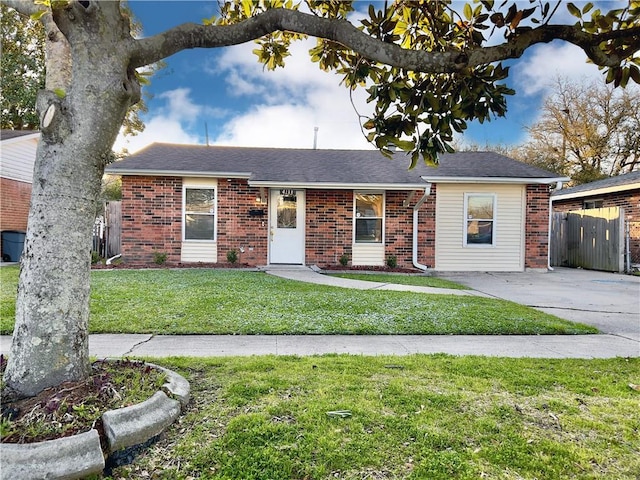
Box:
[269,189,305,264]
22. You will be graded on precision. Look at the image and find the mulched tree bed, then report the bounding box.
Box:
[0,357,163,450]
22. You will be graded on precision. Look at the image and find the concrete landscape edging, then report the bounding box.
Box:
[0,429,105,480]
[0,361,190,480]
[102,390,181,453]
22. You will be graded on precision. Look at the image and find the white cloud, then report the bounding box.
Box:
[211,39,376,149]
[156,88,202,122]
[513,42,604,96]
[113,88,204,153]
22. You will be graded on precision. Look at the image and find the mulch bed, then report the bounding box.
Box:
[91,261,420,273]
[91,262,251,270]
[0,358,159,448]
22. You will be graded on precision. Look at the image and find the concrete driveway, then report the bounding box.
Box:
[439,267,640,342]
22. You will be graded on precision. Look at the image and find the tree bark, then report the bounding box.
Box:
[3,0,136,398]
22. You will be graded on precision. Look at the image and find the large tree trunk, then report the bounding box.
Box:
[3,0,137,398]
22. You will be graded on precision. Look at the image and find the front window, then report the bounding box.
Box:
[355,193,383,243]
[185,188,215,240]
[465,194,495,246]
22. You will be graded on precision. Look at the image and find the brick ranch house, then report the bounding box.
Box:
[106,144,567,272]
[0,130,39,261]
[552,171,640,264]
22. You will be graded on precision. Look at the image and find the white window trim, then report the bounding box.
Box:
[353,191,385,244]
[182,182,217,242]
[463,193,497,248]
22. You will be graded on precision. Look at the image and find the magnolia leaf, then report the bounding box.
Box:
[567,3,582,18]
[30,9,47,20]
[463,3,473,21]
[629,383,640,391]
[629,65,640,84]
[510,10,523,30]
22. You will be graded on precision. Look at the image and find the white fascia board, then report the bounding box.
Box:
[104,169,252,179]
[552,182,640,201]
[248,181,428,190]
[0,133,40,145]
[421,176,569,185]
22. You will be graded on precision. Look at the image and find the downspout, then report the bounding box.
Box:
[547,181,563,271]
[412,185,432,271]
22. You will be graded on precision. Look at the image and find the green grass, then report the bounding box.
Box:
[107,355,640,479]
[0,266,597,335]
[330,272,469,289]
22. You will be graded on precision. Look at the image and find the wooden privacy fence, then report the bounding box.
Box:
[92,201,121,259]
[550,207,624,272]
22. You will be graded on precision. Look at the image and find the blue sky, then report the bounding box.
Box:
[114,1,615,153]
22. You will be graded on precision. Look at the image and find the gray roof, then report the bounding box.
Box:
[1,129,38,141]
[552,170,640,198]
[106,143,564,186]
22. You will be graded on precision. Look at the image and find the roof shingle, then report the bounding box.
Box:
[552,171,640,197]
[106,143,563,186]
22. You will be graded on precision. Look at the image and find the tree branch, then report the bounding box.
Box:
[2,0,71,90]
[129,8,639,72]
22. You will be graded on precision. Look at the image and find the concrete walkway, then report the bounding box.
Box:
[1,266,638,359]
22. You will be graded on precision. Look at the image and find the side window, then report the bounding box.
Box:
[583,199,603,209]
[464,194,496,246]
[184,187,215,240]
[355,193,383,243]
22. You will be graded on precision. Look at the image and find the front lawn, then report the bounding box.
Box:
[0,267,597,335]
[108,355,640,479]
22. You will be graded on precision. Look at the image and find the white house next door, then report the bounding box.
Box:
[269,189,305,264]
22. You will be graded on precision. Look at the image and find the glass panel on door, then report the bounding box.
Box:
[277,193,297,228]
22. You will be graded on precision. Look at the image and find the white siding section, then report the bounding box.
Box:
[0,136,38,183]
[181,177,218,262]
[181,242,217,263]
[352,244,385,266]
[435,184,525,271]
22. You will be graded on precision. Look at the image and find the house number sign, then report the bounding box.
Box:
[280,189,295,196]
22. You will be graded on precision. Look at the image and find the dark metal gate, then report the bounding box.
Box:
[551,207,624,272]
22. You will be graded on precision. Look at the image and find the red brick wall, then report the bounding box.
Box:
[121,176,182,263]
[304,189,433,269]
[117,178,441,270]
[384,189,435,269]
[217,179,268,265]
[305,190,353,267]
[525,184,551,269]
[553,188,640,263]
[1,177,31,232]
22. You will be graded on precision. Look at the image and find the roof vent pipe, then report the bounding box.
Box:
[313,127,319,149]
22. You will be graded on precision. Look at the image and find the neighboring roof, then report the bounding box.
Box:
[106,143,566,188]
[1,129,39,142]
[552,171,640,201]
